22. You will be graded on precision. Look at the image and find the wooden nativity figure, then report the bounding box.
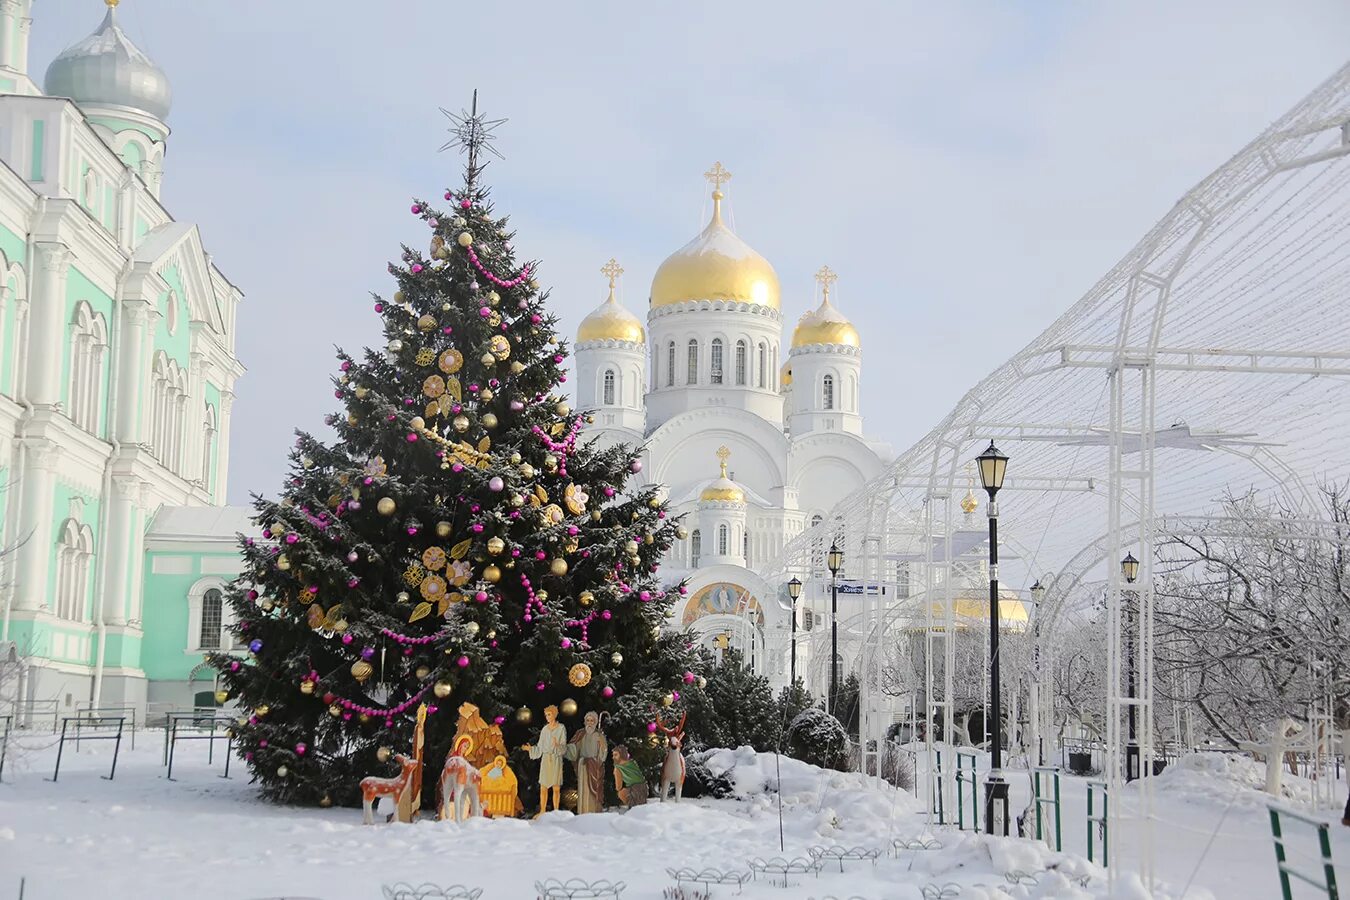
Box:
[522,704,567,817]
[565,710,608,814]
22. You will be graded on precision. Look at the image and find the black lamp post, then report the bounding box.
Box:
[1121,552,1140,782]
[976,440,1009,836]
[827,542,843,718]
[787,577,803,685]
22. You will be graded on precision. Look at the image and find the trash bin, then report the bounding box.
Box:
[1068,751,1092,775]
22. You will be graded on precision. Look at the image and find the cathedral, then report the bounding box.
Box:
[0,1,250,721]
[574,163,890,690]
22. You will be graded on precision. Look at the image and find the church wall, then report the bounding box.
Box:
[140,549,244,685]
[61,265,114,438]
[154,264,191,367]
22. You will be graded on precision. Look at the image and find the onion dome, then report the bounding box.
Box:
[910,589,1030,633]
[791,266,859,349]
[650,162,780,310]
[45,1,173,122]
[699,446,745,504]
[780,361,793,388]
[577,258,644,344]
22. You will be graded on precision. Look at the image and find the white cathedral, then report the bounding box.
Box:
[573,163,890,689]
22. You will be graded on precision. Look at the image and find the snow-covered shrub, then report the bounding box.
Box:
[682,748,736,799]
[786,708,848,770]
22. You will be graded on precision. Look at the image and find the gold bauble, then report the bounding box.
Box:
[277,765,289,777]
[329,704,342,717]
[433,681,453,699]
[480,352,496,367]
[319,794,333,808]
[417,314,436,331]
[435,247,450,260]
[550,558,568,576]
[579,591,593,607]
[359,714,371,724]
[269,522,286,537]
[676,527,689,540]
[414,665,430,680]
[568,663,592,687]
[377,746,392,762]
[299,680,315,695]
[260,599,274,612]
[479,388,494,401]
[393,291,405,303]
[510,361,525,374]
[487,536,505,555]
[465,621,480,635]
[516,706,533,724]
[644,534,655,544]
[436,521,453,537]
[410,415,425,430]
[625,540,639,555]
[509,452,522,464]
[396,591,410,603]
[487,291,500,306]
[276,555,291,571]
[351,660,374,682]
[483,564,502,583]
[482,413,499,429]
[457,231,474,247]
[544,455,558,473]
[256,704,270,717]
[453,415,470,433]
[377,497,397,516]
[355,386,369,399]
[535,590,548,602]
[555,402,570,417]
[591,511,602,521]
[510,494,525,508]
[662,693,674,707]
[697,676,707,689]
[347,414,359,426]
[214,690,229,704]
[610,651,623,665]
[519,463,535,479]
[560,698,578,717]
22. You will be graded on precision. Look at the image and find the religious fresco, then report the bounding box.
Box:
[681,582,764,630]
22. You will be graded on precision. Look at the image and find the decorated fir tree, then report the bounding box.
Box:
[211,101,702,808]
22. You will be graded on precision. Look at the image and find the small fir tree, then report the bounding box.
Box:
[211,119,702,806]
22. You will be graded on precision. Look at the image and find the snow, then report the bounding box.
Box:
[1151,751,1320,809]
[0,736,1344,898]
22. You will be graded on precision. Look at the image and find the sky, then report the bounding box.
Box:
[32,0,1350,505]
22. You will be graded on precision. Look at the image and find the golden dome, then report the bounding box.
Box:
[960,489,979,515]
[649,162,780,310]
[791,267,859,349]
[577,258,645,344]
[780,361,793,389]
[911,591,1029,632]
[699,445,745,504]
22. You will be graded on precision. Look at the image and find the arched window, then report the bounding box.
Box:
[686,340,699,385]
[151,353,189,474]
[710,339,724,384]
[199,588,224,650]
[743,529,751,562]
[691,529,701,568]
[202,403,217,490]
[735,340,747,385]
[603,369,616,405]
[757,342,766,388]
[717,524,729,556]
[667,342,676,387]
[810,513,825,573]
[54,519,93,622]
[68,303,107,433]
[823,374,835,410]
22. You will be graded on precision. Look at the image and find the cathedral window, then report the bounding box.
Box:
[717,524,729,555]
[54,519,93,622]
[810,513,824,574]
[68,302,107,433]
[667,342,675,387]
[757,343,766,387]
[735,340,747,385]
[686,340,698,385]
[603,369,616,405]
[710,339,723,384]
[823,374,835,410]
[199,588,224,650]
[691,529,701,567]
[151,353,189,475]
[743,529,751,562]
[202,403,217,490]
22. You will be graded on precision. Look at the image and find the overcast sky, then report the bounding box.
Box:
[33,1,1350,505]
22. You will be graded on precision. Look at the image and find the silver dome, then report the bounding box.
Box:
[44,7,171,122]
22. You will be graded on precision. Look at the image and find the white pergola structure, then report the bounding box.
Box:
[759,62,1350,884]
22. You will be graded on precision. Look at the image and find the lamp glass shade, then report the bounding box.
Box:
[976,441,1008,494]
[826,543,843,575]
[787,577,803,600]
[1121,553,1140,584]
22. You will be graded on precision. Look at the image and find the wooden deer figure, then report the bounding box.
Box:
[438,736,483,822]
[360,753,419,825]
[655,711,687,802]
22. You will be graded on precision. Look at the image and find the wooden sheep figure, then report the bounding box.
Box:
[360,753,419,825]
[438,736,483,822]
[655,711,687,802]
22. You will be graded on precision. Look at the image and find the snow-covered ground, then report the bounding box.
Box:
[0,733,1344,899]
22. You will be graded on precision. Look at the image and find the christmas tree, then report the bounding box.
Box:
[211,98,702,807]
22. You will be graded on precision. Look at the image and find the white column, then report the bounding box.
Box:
[0,0,17,71]
[99,476,141,626]
[214,390,234,503]
[115,299,152,443]
[185,350,206,484]
[12,440,60,610]
[15,2,30,75]
[27,244,71,406]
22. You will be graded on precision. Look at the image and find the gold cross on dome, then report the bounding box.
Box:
[600,258,624,290]
[814,265,838,300]
[704,161,732,192]
[716,445,731,477]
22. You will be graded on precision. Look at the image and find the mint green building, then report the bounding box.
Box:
[0,1,250,723]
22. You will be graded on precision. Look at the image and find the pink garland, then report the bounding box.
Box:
[336,685,430,724]
[466,245,532,289]
[520,573,547,622]
[531,419,584,477]
[380,627,444,646]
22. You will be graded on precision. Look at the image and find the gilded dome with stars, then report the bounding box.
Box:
[650,163,780,311]
[577,258,645,344]
[791,267,860,349]
[699,446,746,503]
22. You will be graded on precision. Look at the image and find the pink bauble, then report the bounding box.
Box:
[601,610,612,620]
[374,302,384,312]
[683,671,696,684]
[347,551,359,563]
[341,633,353,644]
[407,433,418,442]
[602,686,614,698]
[560,638,572,649]
[475,591,488,603]
[411,204,421,214]
[295,742,307,756]
[646,722,657,733]
[445,191,454,200]
[457,656,470,668]
[460,199,471,209]
[494,715,506,725]
[536,682,547,691]
[630,459,643,473]
[411,264,423,274]
[489,477,504,492]
[510,400,524,411]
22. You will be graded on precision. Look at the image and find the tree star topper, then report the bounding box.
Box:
[440,89,508,183]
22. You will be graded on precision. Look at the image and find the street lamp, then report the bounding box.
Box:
[975,440,1009,836]
[787,577,803,685]
[827,542,843,718]
[1121,552,1140,782]
[1029,579,1046,767]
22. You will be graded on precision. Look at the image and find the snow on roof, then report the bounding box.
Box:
[145,505,254,542]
